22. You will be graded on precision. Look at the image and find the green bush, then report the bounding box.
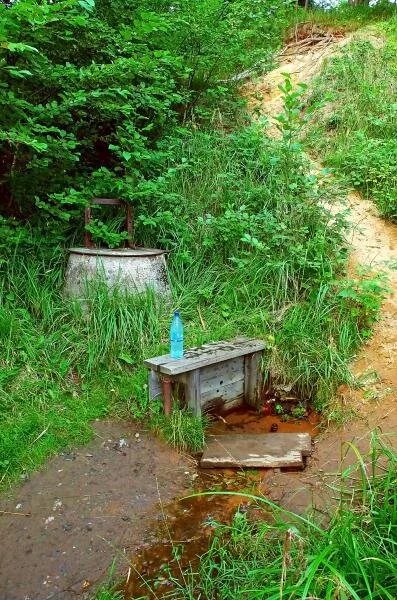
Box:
[333,135,397,220]
[0,0,292,245]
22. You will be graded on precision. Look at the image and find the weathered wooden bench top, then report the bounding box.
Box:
[144,337,266,376]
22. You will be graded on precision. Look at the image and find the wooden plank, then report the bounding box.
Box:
[200,357,244,395]
[156,339,266,376]
[200,433,312,468]
[202,392,245,415]
[92,198,122,206]
[244,353,262,409]
[185,369,201,417]
[144,354,171,372]
[144,341,253,372]
[148,370,162,401]
[201,379,244,407]
[221,395,245,412]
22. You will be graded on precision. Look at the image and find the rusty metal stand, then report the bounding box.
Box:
[84,198,134,249]
[160,376,173,415]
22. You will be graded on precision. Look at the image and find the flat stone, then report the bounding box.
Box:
[200,433,312,469]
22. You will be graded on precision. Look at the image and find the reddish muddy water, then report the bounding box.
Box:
[123,407,320,598]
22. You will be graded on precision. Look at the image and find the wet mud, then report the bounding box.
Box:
[124,408,319,599]
[0,421,190,600]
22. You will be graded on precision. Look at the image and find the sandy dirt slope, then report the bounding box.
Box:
[245,30,397,513]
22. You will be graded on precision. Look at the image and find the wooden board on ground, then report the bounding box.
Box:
[200,433,312,469]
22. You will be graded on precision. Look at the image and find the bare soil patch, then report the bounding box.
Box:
[0,421,190,600]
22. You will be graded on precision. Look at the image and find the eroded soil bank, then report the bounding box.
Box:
[243,24,397,513]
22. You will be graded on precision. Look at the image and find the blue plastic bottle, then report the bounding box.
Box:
[170,310,184,359]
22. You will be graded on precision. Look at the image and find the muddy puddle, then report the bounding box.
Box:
[123,407,320,598]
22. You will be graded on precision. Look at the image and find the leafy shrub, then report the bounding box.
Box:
[332,135,397,220]
[136,124,345,289]
[0,0,292,246]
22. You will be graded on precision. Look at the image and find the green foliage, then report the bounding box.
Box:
[276,74,308,147]
[136,117,346,295]
[270,273,387,411]
[0,0,292,245]
[336,271,388,333]
[153,408,208,453]
[0,112,382,484]
[169,435,397,600]
[303,3,397,31]
[0,9,386,486]
[307,27,397,221]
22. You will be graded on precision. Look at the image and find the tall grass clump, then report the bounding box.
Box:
[170,434,397,599]
[153,409,208,453]
[0,93,384,485]
[307,18,397,220]
[302,3,397,32]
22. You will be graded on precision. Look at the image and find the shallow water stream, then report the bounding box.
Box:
[123,407,320,598]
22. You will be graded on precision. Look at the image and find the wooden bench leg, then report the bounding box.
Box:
[149,371,173,415]
[244,352,262,410]
[185,369,201,417]
[148,370,161,402]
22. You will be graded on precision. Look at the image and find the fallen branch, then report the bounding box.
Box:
[0,510,31,517]
[218,60,267,84]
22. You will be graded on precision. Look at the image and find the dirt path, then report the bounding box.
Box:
[244,30,397,513]
[0,421,191,600]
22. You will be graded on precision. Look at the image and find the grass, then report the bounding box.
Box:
[0,88,385,487]
[153,408,209,454]
[167,433,397,599]
[297,3,397,32]
[92,560,123,600]
[94,592,122,600]
[306,14,397,221]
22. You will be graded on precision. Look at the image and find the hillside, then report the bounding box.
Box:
[0,2,396,599]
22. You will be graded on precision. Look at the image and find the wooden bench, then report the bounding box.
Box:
[144,338,266,416]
